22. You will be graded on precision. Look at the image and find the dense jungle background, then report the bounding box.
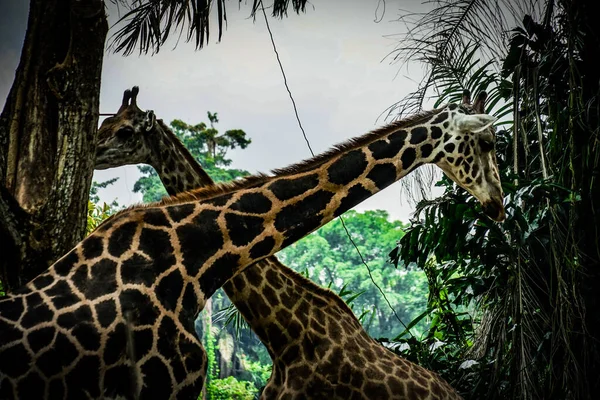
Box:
[2,0,600,399]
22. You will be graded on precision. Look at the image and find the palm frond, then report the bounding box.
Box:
[213,302,251,338]
[109,0,309,55]
[387,0,544,116]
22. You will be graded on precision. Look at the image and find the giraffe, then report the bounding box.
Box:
[0,87,503,400]
[95,87,469,399]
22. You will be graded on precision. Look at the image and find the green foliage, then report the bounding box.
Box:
[388,2,600,399]
[389,176,575,393]
[213,296,252,339]
[133,166,170,203]
[87,179,121,235]
[172,112,251,165]
[200,311,219,384]
[86,201,113,235]
[239,354,271,389]
[205,376,258,400]
[133,113,250,202]
[279,210,424,338]
[89,178,119,204]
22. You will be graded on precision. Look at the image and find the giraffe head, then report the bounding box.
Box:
[95,86,157,169]
[434,90,504,221]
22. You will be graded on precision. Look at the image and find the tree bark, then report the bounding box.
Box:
[0,0,108,290]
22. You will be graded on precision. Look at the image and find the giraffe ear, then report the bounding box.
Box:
[144,110,156,132]
[456,113,497,133]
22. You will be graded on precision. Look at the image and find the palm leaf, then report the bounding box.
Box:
[109,0,309,55]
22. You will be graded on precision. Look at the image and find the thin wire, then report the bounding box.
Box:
[338,217,410,333]
[259,1,409,334]
[259,2,314,156]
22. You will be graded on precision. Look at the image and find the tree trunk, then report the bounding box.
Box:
[0,0,108,290]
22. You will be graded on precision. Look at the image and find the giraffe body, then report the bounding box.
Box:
[1,87,502,399]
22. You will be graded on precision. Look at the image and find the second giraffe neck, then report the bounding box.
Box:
[148,120,214,194]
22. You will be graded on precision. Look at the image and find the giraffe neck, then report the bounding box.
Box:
[125,122,369,358]
[155,111,444,300]
[147,120,214,195]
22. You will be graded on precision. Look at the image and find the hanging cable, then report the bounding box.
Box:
[259,1,409,334]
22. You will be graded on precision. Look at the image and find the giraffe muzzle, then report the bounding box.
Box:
[482,200,505,222]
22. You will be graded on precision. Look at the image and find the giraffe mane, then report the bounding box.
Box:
[153,107,442,207]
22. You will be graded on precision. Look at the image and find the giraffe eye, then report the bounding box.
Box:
[116,126,135,139]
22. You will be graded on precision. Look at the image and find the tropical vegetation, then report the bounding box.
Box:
[2,0,599,399]
[384,1,600,399]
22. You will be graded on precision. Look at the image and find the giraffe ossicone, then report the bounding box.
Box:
[1,86,502,399]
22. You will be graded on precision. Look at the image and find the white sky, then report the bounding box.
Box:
[1,0,440,223]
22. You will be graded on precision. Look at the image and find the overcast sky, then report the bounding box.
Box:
[1,0,440,223]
